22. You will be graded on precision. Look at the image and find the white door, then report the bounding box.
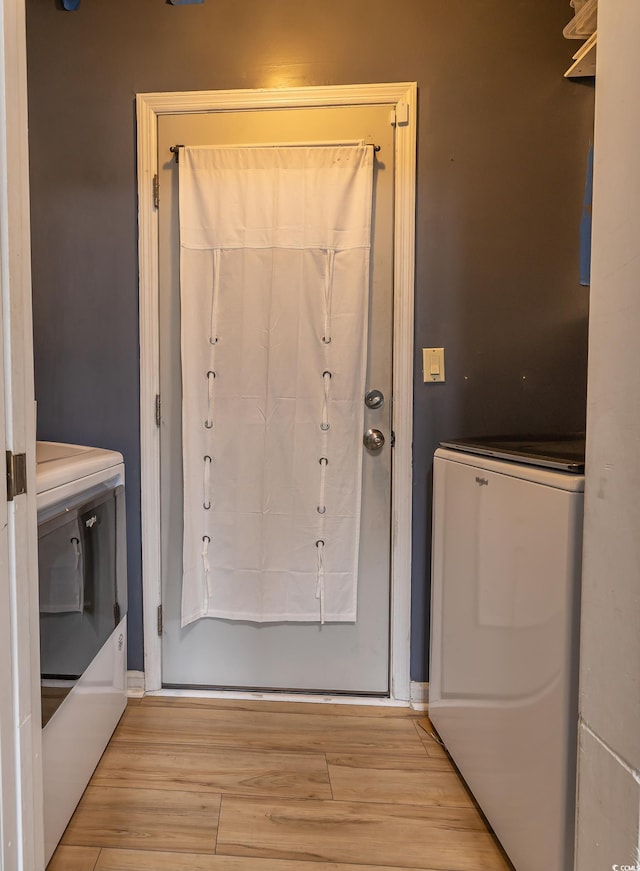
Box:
[158,105,394,693]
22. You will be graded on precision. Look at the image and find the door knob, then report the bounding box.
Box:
[363,428,385,452]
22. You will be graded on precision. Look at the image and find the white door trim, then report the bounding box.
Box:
[0,0,44,867]
[137,83,416,701]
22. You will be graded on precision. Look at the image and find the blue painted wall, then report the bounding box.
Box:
[26,0,594,681]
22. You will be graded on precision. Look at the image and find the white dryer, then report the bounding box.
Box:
[36,441,127,864]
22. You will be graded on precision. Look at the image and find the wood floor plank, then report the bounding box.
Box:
[61,786,220,853]
[93,740,331,800]
[140,695,421,719]
[47,845,100,871]
[115,704,426,756]
[327,752,475,807]
[215,796,511,870]
[95,850,216,870]
[96,851,438,871]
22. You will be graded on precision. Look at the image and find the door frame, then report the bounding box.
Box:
[0,0,45,867]
[137,82,416,701]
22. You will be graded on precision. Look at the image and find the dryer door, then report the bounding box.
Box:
[39,484,125,726]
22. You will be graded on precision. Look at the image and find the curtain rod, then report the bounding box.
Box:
[169,142,381,164]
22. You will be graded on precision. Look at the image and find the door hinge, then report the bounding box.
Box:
[157,604,163,636]
[390,430,396,448]
[6,451,27,501]
[152,173,159,210]
[114,601,121,626]
[155,394,161,427]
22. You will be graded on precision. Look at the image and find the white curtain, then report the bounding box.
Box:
[179,144,373,626]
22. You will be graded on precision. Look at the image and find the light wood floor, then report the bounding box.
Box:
[48,697,513,871]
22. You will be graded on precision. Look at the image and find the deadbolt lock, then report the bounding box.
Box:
[365,389,384,410]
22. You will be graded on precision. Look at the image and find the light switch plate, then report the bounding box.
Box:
[423,347,445,382]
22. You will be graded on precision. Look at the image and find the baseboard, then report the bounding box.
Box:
[127,670,145,698]
[409,681,429,710]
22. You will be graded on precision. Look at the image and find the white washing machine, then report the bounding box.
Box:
[36,441,127,865]
[429,436,584,871]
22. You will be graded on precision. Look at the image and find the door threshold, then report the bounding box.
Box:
[149,686,409,708]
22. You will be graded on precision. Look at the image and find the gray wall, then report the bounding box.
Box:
[25,0,594,679]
